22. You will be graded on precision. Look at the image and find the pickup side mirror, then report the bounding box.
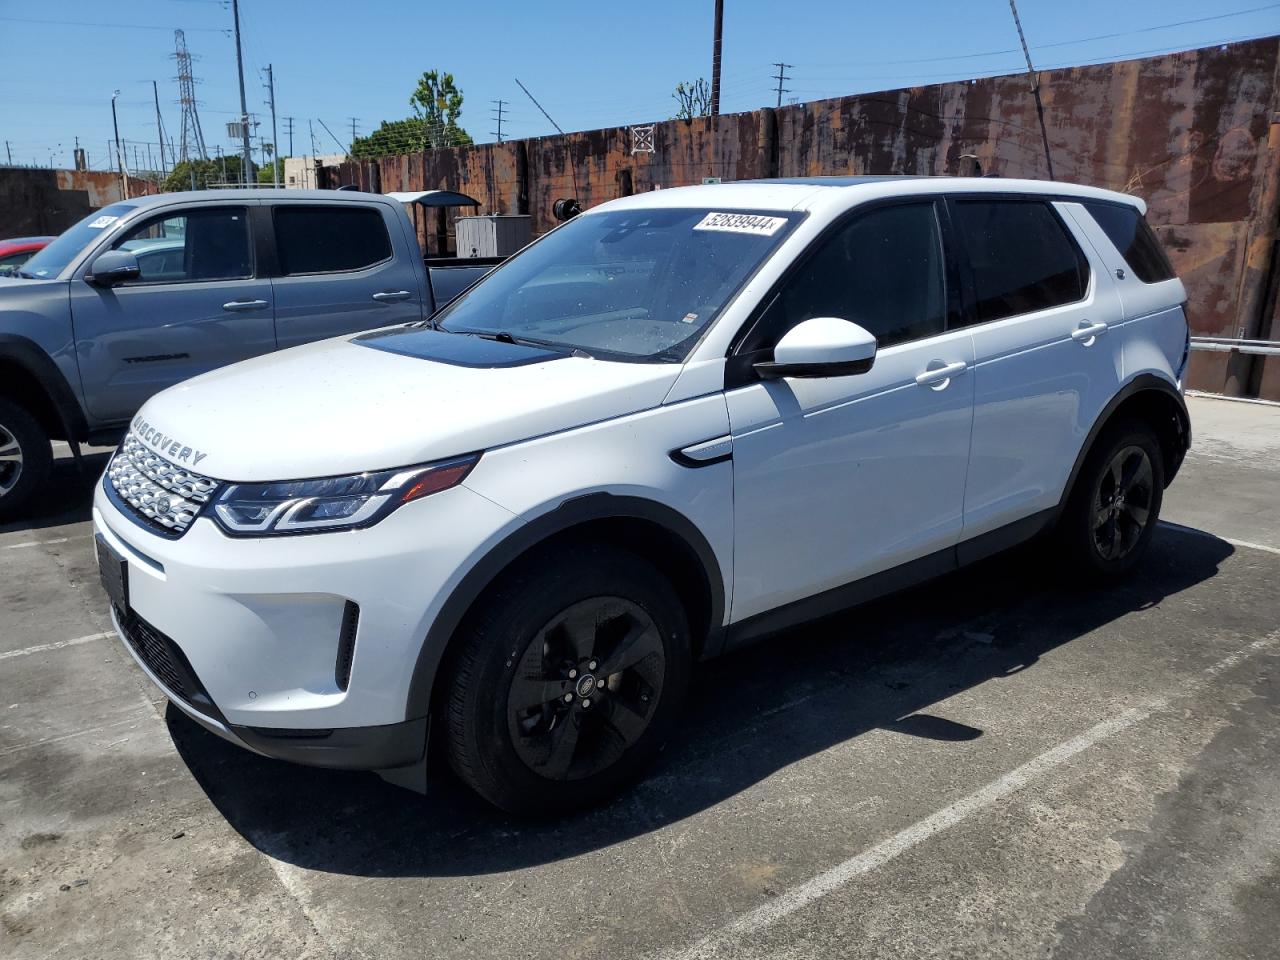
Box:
[753,317,877,379]
[86,250,141,288]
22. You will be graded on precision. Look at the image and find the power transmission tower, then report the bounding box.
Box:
[172,29,208,162]
[264,65,279,187]
[491,99,508,143]
[772,62,792,108]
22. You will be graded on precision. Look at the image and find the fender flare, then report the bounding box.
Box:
[1057,373,1190,511]
[403,492,727,721]
[0,334,88,442]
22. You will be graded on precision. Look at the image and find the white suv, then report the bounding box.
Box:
[93,177,1190,814]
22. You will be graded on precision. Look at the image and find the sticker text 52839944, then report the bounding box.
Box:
[693,212,788,237]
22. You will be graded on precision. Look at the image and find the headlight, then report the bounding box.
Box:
[212,453,479,536]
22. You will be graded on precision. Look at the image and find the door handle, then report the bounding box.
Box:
[1070,321,1109,343]
[372,290,412,303]
[915,360,968,387]
[223,299,269,312]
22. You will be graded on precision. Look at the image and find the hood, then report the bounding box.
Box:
[132,330,683,481]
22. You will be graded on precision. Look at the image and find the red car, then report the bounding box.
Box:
[0,236,54,276]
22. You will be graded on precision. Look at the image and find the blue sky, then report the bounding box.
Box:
[1,0,1277,171]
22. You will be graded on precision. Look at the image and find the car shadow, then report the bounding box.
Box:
[0,450,111,536]
[167,526,1233,879]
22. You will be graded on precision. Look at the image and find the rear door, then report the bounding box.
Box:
[950,196,1123,542]
[269,202,425,348]
[70,203,275,423]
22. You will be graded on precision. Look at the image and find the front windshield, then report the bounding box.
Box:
[21,203,137,279]
[435,208,802,361]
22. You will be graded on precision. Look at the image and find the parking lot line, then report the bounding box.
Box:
[1158,520,1280,556]
[1,537,72,550]
[0,631,112,661]
[659,632,1280,960]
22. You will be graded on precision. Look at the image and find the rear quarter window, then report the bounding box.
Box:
[274,205,393,275]
[1080,201,1176,284]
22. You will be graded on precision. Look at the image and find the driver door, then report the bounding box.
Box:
[726,200,976,625]
[70,204,276,424]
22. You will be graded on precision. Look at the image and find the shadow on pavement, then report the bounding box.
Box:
[168,527,1233,878]
[0,450,110,536]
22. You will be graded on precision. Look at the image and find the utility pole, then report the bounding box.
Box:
[111,90,129,198]
[152,80,168,175]
[284,116,294,157]
[710,0,724,116]
[772,62,792,109]
[4,141,11,165]
[491,99,508,143]
[1007,0,1055,180]
[231,0,253,184]
[265,64,280,187]
[347,116,359,155]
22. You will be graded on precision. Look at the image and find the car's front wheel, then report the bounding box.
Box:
[444,543,691,815]
[0,397,53,522]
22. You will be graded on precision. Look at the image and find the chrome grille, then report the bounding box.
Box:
[106,433,221,536]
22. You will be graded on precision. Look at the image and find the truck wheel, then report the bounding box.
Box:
[0,398,53,522]
[444,544,691,815]
[1059,418,1164,581]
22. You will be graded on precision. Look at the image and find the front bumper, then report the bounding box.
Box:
[94,473,522,770]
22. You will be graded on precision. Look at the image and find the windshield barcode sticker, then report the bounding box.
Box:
[87,215,119,229]
[693,212,787,236]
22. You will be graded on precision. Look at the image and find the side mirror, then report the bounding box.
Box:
[754,317,877,379]
[86,250,141,287]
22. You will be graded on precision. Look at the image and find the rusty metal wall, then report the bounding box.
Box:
[321,37,1280,397]
[0,168,159,237]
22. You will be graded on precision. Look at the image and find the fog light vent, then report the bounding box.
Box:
[335,600,359,691]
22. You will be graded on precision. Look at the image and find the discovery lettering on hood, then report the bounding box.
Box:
[130,416,209,468]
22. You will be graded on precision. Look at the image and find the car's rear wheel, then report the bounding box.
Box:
[1059,418,1165,580]
[0,398,53,522]
[444,543,691,815]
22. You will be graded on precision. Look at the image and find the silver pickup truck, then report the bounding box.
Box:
[0,189,497,517]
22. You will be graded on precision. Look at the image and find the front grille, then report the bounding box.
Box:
[106,433,221,537]
[116,608,221,721]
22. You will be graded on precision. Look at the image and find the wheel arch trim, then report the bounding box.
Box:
[1058,373,1189,511]
[0,334,88,442]
[403,492,726,721]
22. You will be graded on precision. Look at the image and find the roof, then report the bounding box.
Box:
[108,188,400,208]
[385,190,481,207]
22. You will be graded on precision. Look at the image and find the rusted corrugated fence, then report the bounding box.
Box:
[320,37,1280,398]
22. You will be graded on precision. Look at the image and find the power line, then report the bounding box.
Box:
[515,77,565,135]
[772,62,792,108]
[0,15,227,32]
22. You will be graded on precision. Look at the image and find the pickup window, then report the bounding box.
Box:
[274,206,393,275]
[114,208,252,283]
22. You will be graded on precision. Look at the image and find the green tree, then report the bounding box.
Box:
[673,78,712,120]
[410,69,470,149]
[257,157,285,184]
[164,155,256,191]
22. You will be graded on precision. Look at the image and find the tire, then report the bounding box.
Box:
[0,397,53,522]
[1058,417,1165,581]
[444,543,691,816]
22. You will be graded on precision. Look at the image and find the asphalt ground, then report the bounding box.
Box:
[1,394,1277,959]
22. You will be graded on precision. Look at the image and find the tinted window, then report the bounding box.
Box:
[114,208,251,283]
[22,203,137,279]
[275,206,392,275]
[758,202,946,350]
[951,200,1088,323]
[1080,201,1175,283]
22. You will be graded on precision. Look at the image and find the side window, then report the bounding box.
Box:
[950,200,1088,324]
[274,206,392,275]
[1080,201,1176,283]
[114,208,251,283]
[759,202,946,350]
